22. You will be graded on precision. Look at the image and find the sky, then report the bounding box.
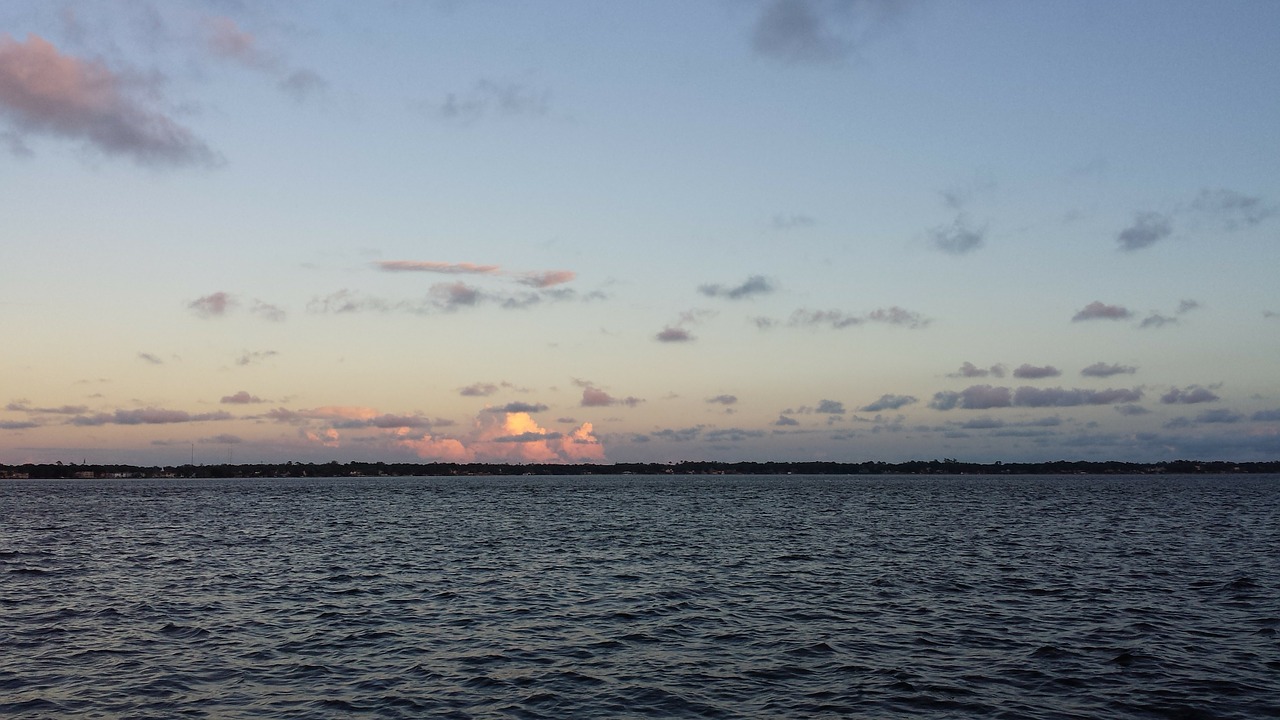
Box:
[2,0,1279,466]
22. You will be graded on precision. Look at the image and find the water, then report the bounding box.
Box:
[2,474,1277,718]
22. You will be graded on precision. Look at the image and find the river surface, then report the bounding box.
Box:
[2,474,1278,718]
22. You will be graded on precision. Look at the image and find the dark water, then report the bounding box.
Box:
[2,474,1278,719]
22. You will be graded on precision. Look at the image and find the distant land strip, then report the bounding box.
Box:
[2,459,1279,479]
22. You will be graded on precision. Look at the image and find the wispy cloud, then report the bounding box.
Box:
[375,260,501,275]
[460,383,499,397]
[860,394,916,412]
[69,408,232,426]
[431,78,550,124]
[236,350,278,367]
[927,216,985,255]
[137,352,164,365]
[1191,188,1277,230]
[0,34,218,167]
[1139,313,1177,329]
[1072,301,1132,322]
[785,306,929,330]
[772,213,816,229]
[931,384,1142,410]
[706,395,739,406]
[698,275,775,300]
[189,292,233,318]
[204,16,276,71]
[6,401,88,415]
[949,362,1005,378]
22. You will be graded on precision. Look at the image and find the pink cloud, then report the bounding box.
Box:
[519,270,576,288]
[376,260,501,275]
[0,34,216,166]
[1072,301,1132,322]
[204,17,274,70]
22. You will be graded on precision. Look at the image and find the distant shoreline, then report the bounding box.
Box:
[3,459,1278,479]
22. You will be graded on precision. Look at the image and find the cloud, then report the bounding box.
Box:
[1191,188,1277,229]
[1012,386,1143,407]
[250,300,286,322]
[1072,301,1132,322]
[656,327,694,343]
[1176,299,1201,314]
[1140,313,1179,329]
[307,289,390,314]
[1252,409,1280,422]
[137,352,164,365]
[774,415,800,426]
[580,385,643,408]
[1161,385,1219,404]
[1195,409,1243,424]
[220,391,264,405]
[0,420,39,430]
[928,217,985,255]
[815,399,845,414]
[949,362,1005,378]
[486,402,548,414]
[279,69,328,102]
[1081,362,1136,378]
[751,0,906,65]
[860,394,916,412]
[698,275,775,300]
[787,306,929,329]
[375,260,501,275]
[1012,364,1060,379]
[772,213,816,229]
[1115,404,1150,416]
[69,408,232,426]
[1117,212,1172,251]
[518,270,576,288]
[929,385,1012,410]
[652,426,704,442]
[204,16,275,70]
[958,417,1004,430]
[189,292,233,318]
[460,383,499,397]
[236,350,278,366]
[706,395,738,406]
[429,282,481,310]
[433,79,550,124]
[200,433,242,444]
[0,34,218,167]
[6,401,88,415]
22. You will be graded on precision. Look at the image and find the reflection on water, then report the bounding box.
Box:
[2,474,1278,718]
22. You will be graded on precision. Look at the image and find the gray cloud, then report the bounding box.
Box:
[278,69,328,103]
[6,401,89,415]
[1252,409,1280,421]
[652,426,703,442]
[70,408,232,426]
[772,213,816,229]
[137,352,164,365]
[1195,409,1243,424]
[928,216,985,255]
[1191,188,1277,229]
[1072,301,1132,322]
[460,383,499,397]
[0,34,218,167]
[860,394,916,412]
[236,350,278,367]
[1012,364,1060,379]
[1013,386,1143,407]
[1082,362,1136,378]
[189,292,233,318]
[706,395,738,405]
[929,385,1012,411]
[486,402,548,414]
[751,0,908,65]
[698,275,775,300]
[656,327,694,343]
[1117,212,1172,251]
[434,79,550,124]
[787,306,929,330]
[1176,299,1200,314]
[774,415,800,426]
[949,362,1006,378]
[815,399,846,414]
[220,391,264,404]
[1115,404,1150,416]
[581,385,643,408]
[0,420,39,430]
[1161,386,1219,404]
[1139,313,1177,329]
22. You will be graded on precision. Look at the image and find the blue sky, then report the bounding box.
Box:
[2,0,1279,465]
